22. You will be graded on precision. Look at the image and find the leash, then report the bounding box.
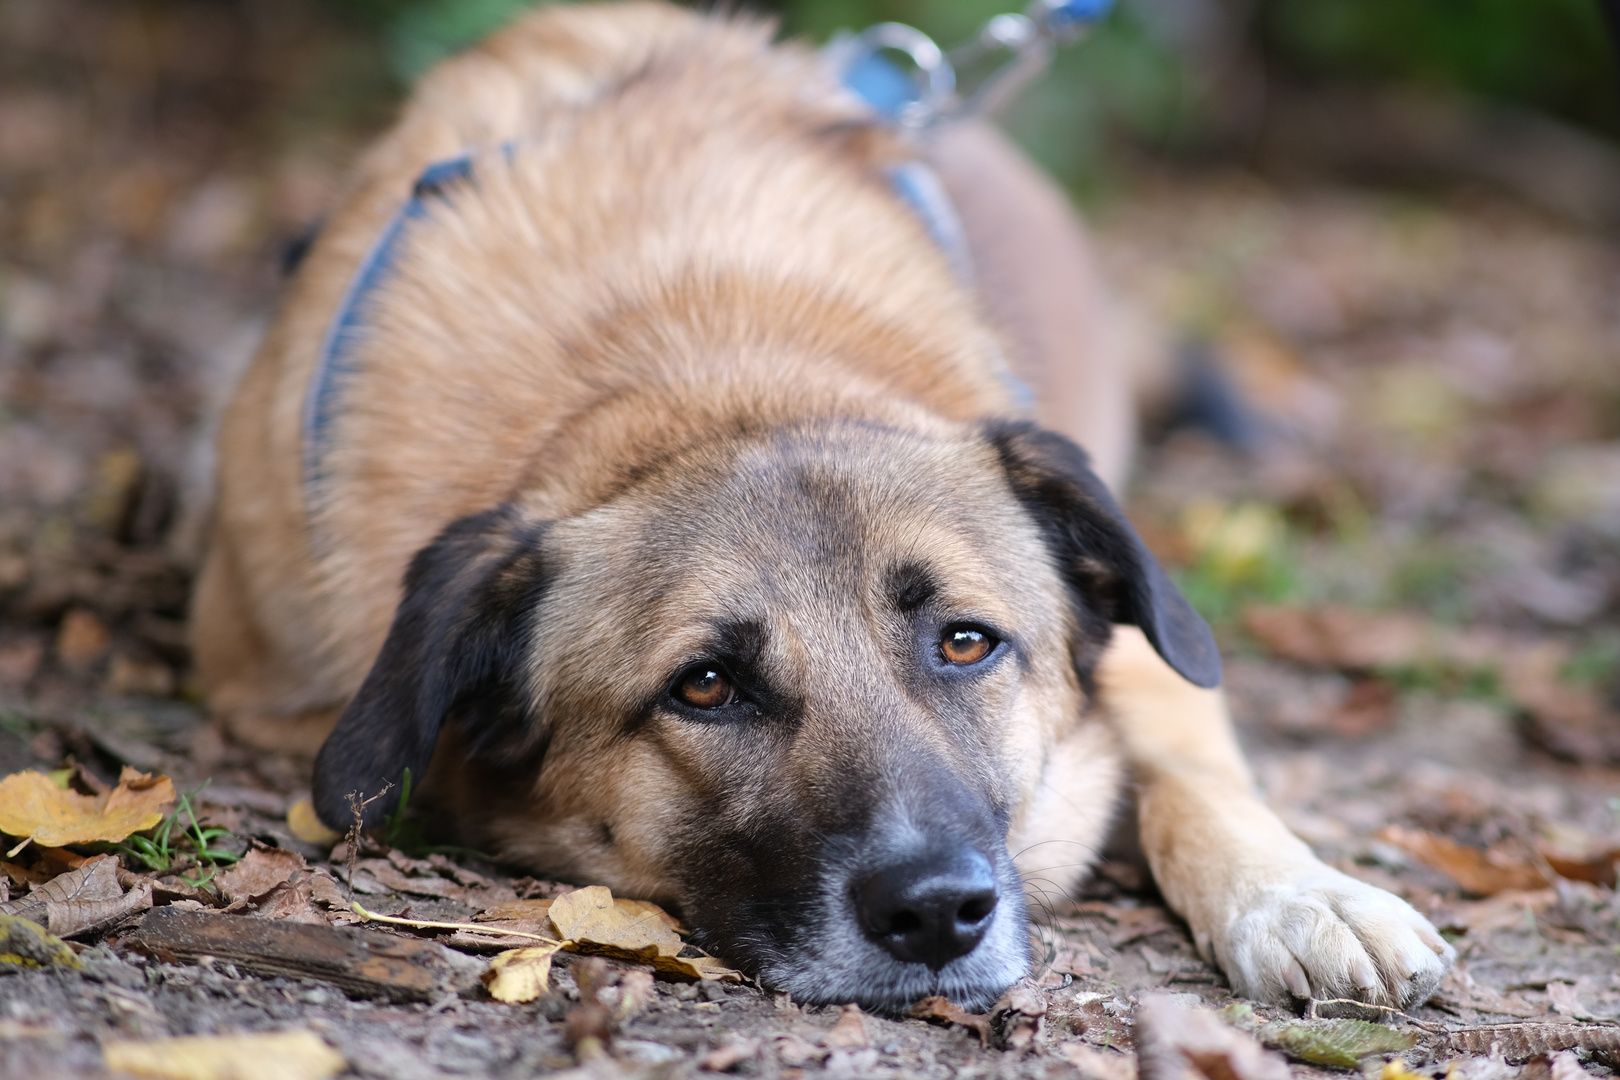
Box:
[299,1,1113,504]
[826,0,1114,129]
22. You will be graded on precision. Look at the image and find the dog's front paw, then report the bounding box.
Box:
[1217,868,1454,1009]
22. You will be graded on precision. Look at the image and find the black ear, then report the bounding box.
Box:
[986,420,1221,689]
[312,504,551,830]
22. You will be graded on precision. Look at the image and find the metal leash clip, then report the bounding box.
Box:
[828,0,1115,130]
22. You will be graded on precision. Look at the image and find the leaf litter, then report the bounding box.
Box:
[2,5,1620,1074]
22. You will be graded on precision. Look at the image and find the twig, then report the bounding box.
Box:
[343,782,393,901]
[350,902,565,945]
[1308,997,1449,1034]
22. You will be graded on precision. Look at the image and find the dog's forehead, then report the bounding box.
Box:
[544,423,1063,661]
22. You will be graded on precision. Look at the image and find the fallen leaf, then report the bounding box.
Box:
[101,1029,346,1080]
[993,977,1048,1051]
[348,858,515,905]
[615,969,655,1020]
[251,879,326,925]
[0,854,152,937]
[652,953,743,982]
[1433,966,1541,1018]
[1072,901,1182,945]
[702,1035,760,1072]
[1255,1018,1417,1067]
[772,1033,821,1066]
[565,956,616,1060]
[305,870,346,907]
[1136,994,1291,1080]
[1376,825,1549,895]
[822,1003,869,1049]
[483,943,566,1003]
[475,898,554,923]
[1549,1050,1595,1080]
[56,608,110,669]
[1432,889,1558,935]
[1447,1024,1620,1062]
[909,996,993,1048]
[549,885,684,959]
[218,845,305,906]
[1546,981,1595,1021]
[285,799,342,846]
[1243,606,1443,670]
[1061,1042,1139,1080]
[1541,848,1620,889]
[0,911,80,970]
[0,766,175,847]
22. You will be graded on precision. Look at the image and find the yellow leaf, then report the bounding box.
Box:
[483,943,566,1003]
[284,799,342,846]
[101,1030,345,1080]
[0,766,176,847]
[651,953,744,982]
[548,885,684,960]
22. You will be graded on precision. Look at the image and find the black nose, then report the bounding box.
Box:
[854,845,999,970]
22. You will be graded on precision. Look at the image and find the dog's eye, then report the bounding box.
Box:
[673,666,736,709]
[940,626,995,665]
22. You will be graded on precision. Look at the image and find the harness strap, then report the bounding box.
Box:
[299,30,1060,503]
[301,153,474,495]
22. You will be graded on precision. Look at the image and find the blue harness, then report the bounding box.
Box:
[300,1,1111,501]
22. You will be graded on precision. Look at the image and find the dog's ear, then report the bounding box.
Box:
[313,504,551,830]
[986,420,1221,689]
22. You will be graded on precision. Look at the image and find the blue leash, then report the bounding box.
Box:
[299,0,1114,502]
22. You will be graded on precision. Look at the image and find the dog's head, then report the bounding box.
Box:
[313,418,1216,1010]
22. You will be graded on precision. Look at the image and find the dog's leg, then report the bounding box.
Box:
[1096,625,1454,1007]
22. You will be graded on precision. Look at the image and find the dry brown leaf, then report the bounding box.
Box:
[823,1003,869,1049]
[348,857,515,905]
[1377,825,1549,895]
[909,996,993,1047]
[549,885,683,959]
[1073,901,1182,946]
[1549,1050,1594,1080]
[1432,889,1557,935]
[217,846,305,906]
[615,969,655,1020]
[1061,1043,1139,1080]
[483,943,566,1003]
[475,898,554,924]
[101,1029,346,1080]
[305,870,347,909]
[1136,995,1291,1080]
[651,953,744,982]
[0,766,175,848]
[1433,967,1541,1018]
[993,977,1048,1052]
[251,878,327,925]
[1503,646,1620,766]
[1243,606,1443,670]
[0,853,152,937]
[1541,849,1620,889]
[1447,1023,1620,1062]
[284,799,342,846]
[701,1035,760,1072]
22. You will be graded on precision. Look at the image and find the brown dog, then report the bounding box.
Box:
[192,1,1452,1011]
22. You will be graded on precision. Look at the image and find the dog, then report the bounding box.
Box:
[191,1,1453,1011]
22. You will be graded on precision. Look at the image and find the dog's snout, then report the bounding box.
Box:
[854,846,999,970]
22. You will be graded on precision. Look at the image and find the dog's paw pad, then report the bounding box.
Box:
[1219,871,1454,1009]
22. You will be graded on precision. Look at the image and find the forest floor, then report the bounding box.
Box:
[0,1,1617,1078]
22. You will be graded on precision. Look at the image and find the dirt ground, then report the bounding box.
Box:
[1,2,1618,1078]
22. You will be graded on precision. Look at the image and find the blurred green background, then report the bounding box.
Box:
[319,0,1618,201]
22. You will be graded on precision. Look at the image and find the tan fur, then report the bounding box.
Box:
[195,0,1450,1009]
